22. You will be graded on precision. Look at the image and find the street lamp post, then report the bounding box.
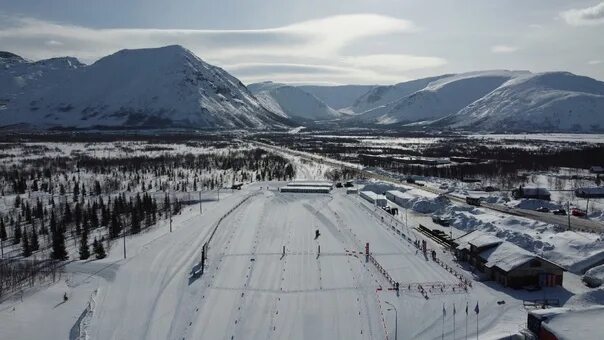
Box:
[385,301,398,340]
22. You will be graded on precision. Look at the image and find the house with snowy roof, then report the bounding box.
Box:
[527,306,604,340]
[456,230,564,289]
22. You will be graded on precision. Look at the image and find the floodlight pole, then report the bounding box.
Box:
[385,301,398,340]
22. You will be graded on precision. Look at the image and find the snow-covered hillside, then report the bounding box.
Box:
[248,82,342,121]
[436,72,604,132]
[349,75,449,114]
[0,46,292,129]
[297,84,375,110]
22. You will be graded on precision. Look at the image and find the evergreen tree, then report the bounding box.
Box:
[73,182,79,201]
[79,229,90,260]
[13,220,21,245]
[93,238,106,259]
[110,212,121,239]
[131,210,141,234]
[51,227,68,260]
[94,180,102,196]
[31,225,39,251]
[22,230,31,257]
[0,218,6,241]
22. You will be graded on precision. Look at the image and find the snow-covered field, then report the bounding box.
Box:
[1,182,567,340]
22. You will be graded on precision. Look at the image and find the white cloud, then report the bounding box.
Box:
[561,2,604,26]
[588,60,603,65]
[45,39,63,46]
[0,14,443,84]
[491,45,518,53]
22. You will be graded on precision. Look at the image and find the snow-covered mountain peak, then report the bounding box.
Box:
[0,46,292,129]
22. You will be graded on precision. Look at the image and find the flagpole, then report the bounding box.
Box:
[465,301,468,340]
[453,304,456,340]
[442,303,445,340]
[475,301,479,340]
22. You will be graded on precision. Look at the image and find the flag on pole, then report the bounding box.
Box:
[474,301,480,315]
[465,302,468,315]
[443,304,446,317]
[454,303,456,315]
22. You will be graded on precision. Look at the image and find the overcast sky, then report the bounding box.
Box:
[1,0,603,85]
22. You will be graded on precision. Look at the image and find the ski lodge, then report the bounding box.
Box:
[455,231,564,289]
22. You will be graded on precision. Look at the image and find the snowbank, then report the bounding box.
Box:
[583,265,604,287]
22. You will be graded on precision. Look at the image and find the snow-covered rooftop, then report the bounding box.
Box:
[456,230,503,251]
[479,241,536,272]
[531,306,604,340]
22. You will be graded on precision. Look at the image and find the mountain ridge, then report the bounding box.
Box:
[0,46,293,130]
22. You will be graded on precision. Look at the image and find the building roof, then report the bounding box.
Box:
[575,187,604,195]
[520,187,551,196]
[531,306,604,340]
[479,241,536,272]
[360,191,386,200]
[456,230,503,251]
[287,181,333,187]
[280,186,331,193]
[457,230,564,272]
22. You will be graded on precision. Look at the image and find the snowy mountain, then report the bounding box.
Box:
[342,70,604,132]
[296,84,375,110]
[351,71,525,125]
[434,72,604,132]
[349,75,450,114]
[248,82,342,122]
[0,46,292,129]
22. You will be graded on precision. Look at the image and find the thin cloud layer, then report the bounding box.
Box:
[561,2,604,26]
[491,45,518,54]
[0,14,444,84]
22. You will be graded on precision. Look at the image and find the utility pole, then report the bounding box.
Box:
[567,201,571,231]
[122,218,127,259]
[199,191,202,214]
[169,206,172,233]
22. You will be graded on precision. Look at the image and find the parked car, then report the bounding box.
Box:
[344,181,354,188]
[571,208,586,217]
[335,182,343,188]
[466,196,481,206]
[536,207,550,213]
[432,215,452,226]
[552,209,567,216]
[483,186,500,192]
[406,177,416,184]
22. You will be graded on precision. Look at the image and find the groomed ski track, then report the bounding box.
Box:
[72,183,526,339]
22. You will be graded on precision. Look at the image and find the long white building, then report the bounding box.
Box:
[360,191,387,207]
[280,186,331,193]
[287,181,333,189]
[385,190,408,206]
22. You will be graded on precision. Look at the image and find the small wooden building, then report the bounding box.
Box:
[456,231,564,289]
